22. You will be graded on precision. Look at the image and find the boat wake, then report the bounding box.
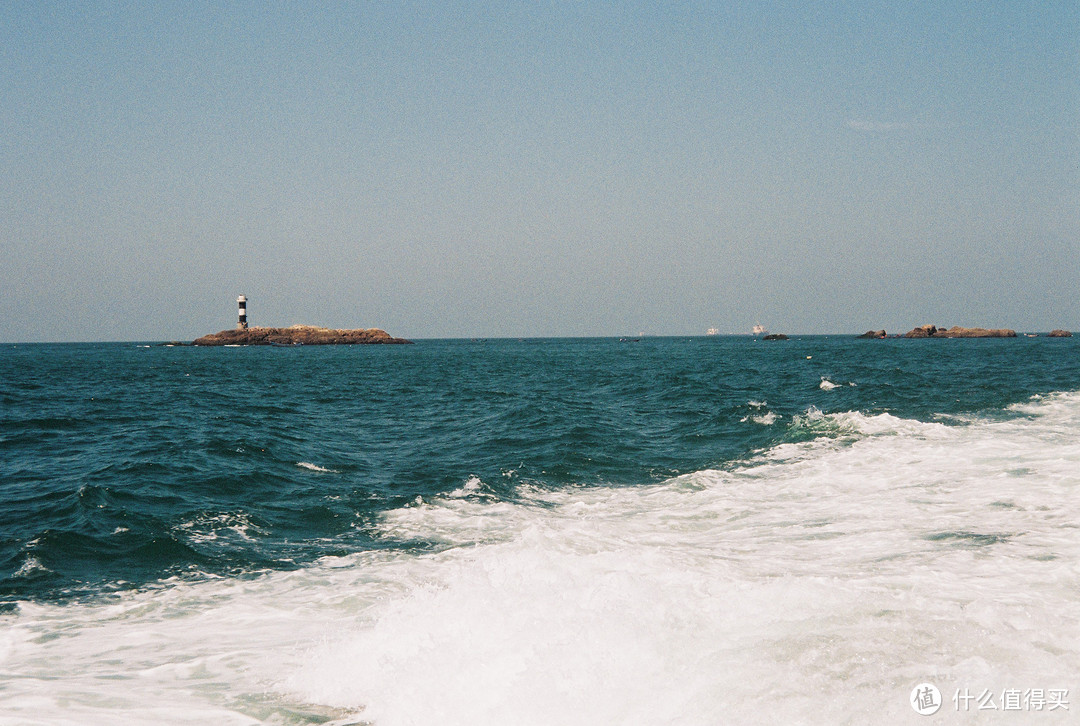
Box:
[3,393,1080,725]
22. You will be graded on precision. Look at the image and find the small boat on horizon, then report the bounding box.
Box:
[752,323,767,336]
[706,327,720,336]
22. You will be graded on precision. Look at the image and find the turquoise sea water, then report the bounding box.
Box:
[2,336,1079,724]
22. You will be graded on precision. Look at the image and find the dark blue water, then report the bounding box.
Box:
[3,335,1078,606]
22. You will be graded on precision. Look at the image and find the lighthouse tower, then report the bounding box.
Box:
[237,295,248,329]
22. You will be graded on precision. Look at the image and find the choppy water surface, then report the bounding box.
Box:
[2,336,1079,724]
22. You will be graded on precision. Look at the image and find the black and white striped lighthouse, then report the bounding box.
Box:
[237,295,248,329]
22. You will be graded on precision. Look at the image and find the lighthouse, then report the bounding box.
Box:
[237,295,248,329]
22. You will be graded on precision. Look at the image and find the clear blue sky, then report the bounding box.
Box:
[2,1,1076,341]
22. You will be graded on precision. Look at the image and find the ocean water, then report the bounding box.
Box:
[1,336,1079,725]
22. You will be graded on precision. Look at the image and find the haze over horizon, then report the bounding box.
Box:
[2,2,1077,343]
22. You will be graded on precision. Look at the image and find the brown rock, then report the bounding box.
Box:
[192,325,412,346]
[905,324,937,338]
[905,325,1016,338]
[1048,329,1073,337]
[857,330,887,339]
[934,326,1017,338]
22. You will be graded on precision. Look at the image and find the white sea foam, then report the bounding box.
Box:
[742,400,778,424]
[3,393,1080,724]
[819,377,839,390]
[297,462,340,473]
[12,556,50,578]
[445,475,498,500]
[175,511,266,545]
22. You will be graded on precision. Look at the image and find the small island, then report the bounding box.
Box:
[858,325,1074,339]
[192,325,411,346]
[904,325,1016,338]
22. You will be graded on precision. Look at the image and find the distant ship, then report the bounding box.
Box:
[706,327,720,336]
[752,323,767,336]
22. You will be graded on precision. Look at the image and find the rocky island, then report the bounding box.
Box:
[859,326,1074,339]
[192,325,411,346]
[904,325,1016,338]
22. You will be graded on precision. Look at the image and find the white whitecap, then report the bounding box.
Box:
[175,511,266,544]
[741,411,779,425]
[297,462,339,473]
[819,377,839,390]
[13,555,51,578]
[447,475,497,500]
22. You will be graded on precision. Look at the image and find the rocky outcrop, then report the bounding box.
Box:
[762,333,789,340]
[937,326,1016,338]
[192,325,411,346]
[905,324,942,338]
[1048,329,1073,337]
[858,330,887,339]
[904,325,1016,339]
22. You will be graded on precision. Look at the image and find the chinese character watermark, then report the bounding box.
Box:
[947,686,1069,713]
[911,683,942,715]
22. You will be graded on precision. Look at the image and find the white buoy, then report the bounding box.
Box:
[237,295,248,329]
